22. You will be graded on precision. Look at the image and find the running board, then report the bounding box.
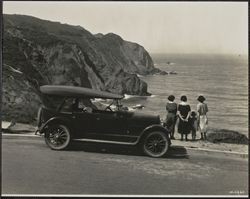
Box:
[73,138,137,146]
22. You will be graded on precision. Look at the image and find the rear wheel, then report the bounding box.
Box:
[142,131,169,158]
[45,124,71,150]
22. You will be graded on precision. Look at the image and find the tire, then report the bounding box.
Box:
[45,124,71,150]
[142,131,169,158]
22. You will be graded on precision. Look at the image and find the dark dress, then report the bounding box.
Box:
[166,102,177,136]
[177,104,191,135]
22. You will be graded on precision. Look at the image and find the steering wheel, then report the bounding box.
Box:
[105,105,113,111]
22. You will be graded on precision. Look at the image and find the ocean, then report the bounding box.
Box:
[123,53,248,137]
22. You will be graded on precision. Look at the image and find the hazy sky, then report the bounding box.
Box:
[3,1,248,54]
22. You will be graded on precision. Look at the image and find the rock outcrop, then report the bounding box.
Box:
[206,128,248,145]
[3,14,162,123]
[2,64,42,123]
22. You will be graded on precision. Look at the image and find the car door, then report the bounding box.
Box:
[96,110,126,133]
[58,98,89,137]
[69,98,99,137]
[84,110,131,142]
[73,110,97,137]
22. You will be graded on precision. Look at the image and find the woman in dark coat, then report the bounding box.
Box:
[177,95,191,141]
[165,95,177,139]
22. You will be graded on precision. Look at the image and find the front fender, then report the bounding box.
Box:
[39,117,71,134]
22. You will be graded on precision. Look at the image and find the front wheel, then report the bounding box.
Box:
[142,131,169,158]
[45,124,71,150]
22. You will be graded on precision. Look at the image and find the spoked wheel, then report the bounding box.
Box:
[143,131,169,158]
[45,124,71,150]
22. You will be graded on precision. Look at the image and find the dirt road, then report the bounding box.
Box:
[2,134,248,196]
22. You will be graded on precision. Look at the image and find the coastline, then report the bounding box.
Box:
[171,133,248,154]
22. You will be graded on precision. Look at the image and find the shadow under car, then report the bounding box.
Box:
[67,141,189,159]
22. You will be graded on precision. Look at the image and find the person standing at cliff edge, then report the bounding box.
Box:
[197,95,209,140]
[177,95,191,141]
[165,95,178,139]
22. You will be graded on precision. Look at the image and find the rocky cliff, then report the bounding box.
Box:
[2,14,161,123]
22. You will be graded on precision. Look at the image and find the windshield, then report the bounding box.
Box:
[91,98,128,111]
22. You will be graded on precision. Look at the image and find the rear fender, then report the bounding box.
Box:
[39,117,72,134]
[138,124,171,144]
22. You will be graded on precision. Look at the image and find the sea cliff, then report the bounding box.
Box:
[3,14,162,122]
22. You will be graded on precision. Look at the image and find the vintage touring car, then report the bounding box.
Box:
[37,85,171,157]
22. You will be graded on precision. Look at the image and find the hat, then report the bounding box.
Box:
[168,95,175,102]
[180,95,187,102]
[197,95,206,102]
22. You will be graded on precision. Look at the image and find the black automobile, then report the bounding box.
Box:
[38,85,171,157]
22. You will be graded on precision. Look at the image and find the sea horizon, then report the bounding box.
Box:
[150,52,248,56]
[123,53,248,137]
